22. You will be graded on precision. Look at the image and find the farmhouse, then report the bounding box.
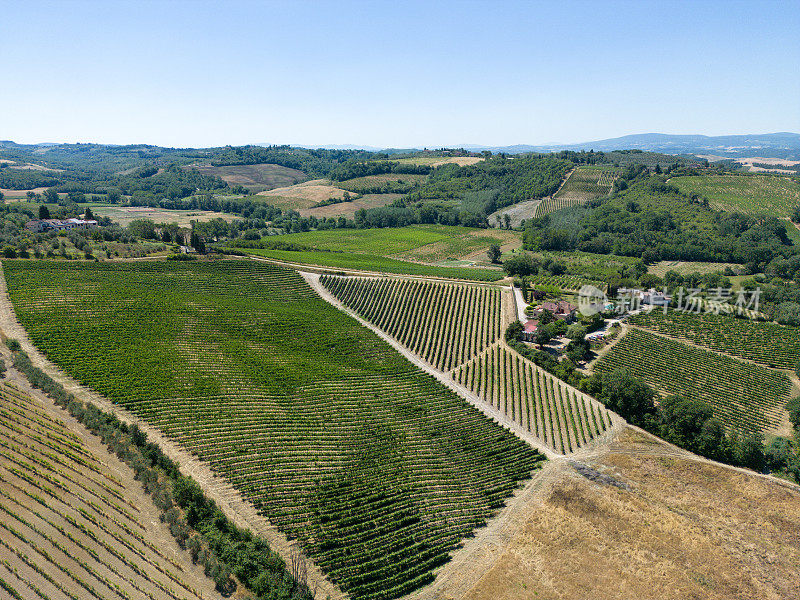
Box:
[520,319,539,341]
[25,218,99,232]
[24,219,48,233]
[531,300,578,322]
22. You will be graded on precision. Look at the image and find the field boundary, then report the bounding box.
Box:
[250,254,508,286]
[0,261,347,600]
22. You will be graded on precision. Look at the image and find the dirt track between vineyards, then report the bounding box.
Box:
[0,262,346,600]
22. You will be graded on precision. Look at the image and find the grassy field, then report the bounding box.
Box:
[506,249,639,283]
[0,381,218,600]
[243,248,506,280]
[257,225,517,261]
[337,173,427,193]
[92,205,235,228]
[5,260,543,599]
[189,163,306,192]
[594,328,793,435]
[648,260,742,277]
[671,174,800,218]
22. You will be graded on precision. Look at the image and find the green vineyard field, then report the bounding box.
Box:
[594,328,792,433]
[534,167,616,217]
[4,260,544,600]
[452,345,613,454]
[527,274,606,293]
[320,275,501,371]
[629,310,800,370]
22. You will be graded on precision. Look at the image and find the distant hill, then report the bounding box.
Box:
[460,133,800,160]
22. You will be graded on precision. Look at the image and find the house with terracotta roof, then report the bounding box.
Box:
[531,300,578,322]
[520,319,539,341]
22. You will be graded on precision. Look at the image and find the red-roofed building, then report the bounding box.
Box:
[521,319,539,342]
[531,300,578,322]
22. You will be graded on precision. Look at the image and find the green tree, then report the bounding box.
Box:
[534,325,554,347]
[43,188,58,203]
[84,206,94,220]
[658,395,713,451]
[600,369,656,426]
[791,204,800,224]
[503,253,538,277]
[39,205,51,220]
[128,219,157,240]
[566,323,586,342]
[190,231,206,254]
[734,430,765,471]
[487,244,502,264]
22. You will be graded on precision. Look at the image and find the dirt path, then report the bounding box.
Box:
[584,322,630,370]
[303,272,559,459]
[0,262,345,600]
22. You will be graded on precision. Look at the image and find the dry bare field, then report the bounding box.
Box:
[648,260,742,277]
[0,377,220,600]
[92,205,235,227]
[189,163,306,192]
[0,187,50,200]
[297,193,402,218]
[391,156,485,167]
[415,427,800,600]
[256,179,353,209]
[488,199,543,228]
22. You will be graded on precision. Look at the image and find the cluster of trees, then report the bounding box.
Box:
[404,155,572,212]
[584,369,794,474]
[524,175,798,265]
[9,343,313,599]
[792,204,800,223]
[328,160,431,181]
[211,145,371,177]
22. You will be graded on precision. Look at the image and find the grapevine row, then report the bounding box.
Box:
[452,345,613,454]
[321,275,501,371]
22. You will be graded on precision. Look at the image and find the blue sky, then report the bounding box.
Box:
[2,0,798,147]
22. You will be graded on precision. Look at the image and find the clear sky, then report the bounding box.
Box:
[2,0,798,148]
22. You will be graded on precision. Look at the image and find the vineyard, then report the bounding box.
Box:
[671,174,800,218]
[321,274,615,453]
[452,345,614,454]
[4,260,544,600]
[0,381,215,600]
[629,310,800,370]
[593,328,793,434]
[534,167,616,217]
[320,275,501,371]
[526,274,606,293]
